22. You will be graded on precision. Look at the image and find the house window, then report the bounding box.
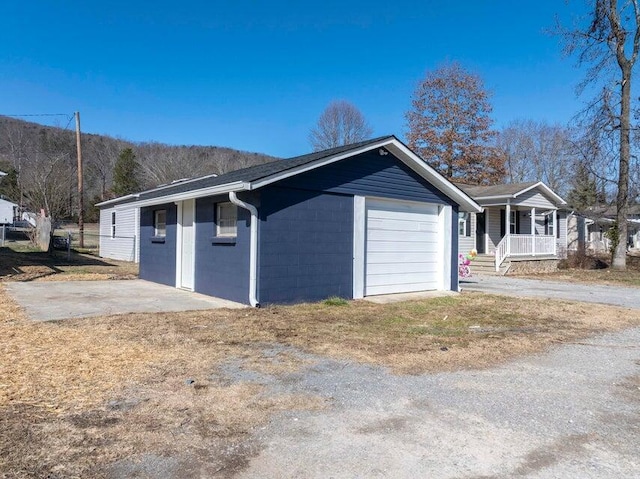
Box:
[111,212,116,238]
[154,209,166,237]
[547,213,554,237]
[216,202,237,237]
[458,212,469,236]
[510,211,517,234]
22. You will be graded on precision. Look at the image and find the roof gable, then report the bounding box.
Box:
[455,181,566,207]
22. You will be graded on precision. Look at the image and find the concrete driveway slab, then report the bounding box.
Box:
[461,275,640,310]
[4,279,245,321]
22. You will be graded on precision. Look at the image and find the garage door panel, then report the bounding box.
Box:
[364,198,440,296]
[367,262,437,275]
[366,272,438,287]
[368,204,438,217]
[368,218,437,232]
[366,281,439,296]
[367,242,439,254]
[367,227,438,240]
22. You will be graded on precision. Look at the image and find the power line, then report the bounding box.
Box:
[4,113,70,117]
[4,112,76,130]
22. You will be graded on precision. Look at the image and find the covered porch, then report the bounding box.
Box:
[482,203,562,271]
[456,182,567,273]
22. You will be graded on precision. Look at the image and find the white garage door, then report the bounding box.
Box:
[365,198,439,296]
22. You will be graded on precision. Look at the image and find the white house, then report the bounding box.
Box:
[456,182,568,272]
[97,194,140,262]
[0,198,17,225]
[568,206,640,252]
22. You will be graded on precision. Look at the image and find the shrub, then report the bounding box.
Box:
[559,251,608,270]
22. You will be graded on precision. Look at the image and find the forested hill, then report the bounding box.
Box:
[0,115,279,220]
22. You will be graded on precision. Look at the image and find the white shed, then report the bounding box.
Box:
[98,200,140,263]
[0,198,17,225]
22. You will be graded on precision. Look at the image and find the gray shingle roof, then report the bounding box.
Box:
[453,181,539,199]
[103,136,396,206]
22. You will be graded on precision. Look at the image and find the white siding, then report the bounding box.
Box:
[557,211,568,254]
[0,199,16,224]
[99,206,139,262]
[458,212,476,255]
[487,207,502,253]
[518,210,531,234]
[513,190,556,209]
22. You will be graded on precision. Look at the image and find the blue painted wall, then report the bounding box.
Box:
[275,150,453,205]
[194,195,251,304]
[139,203,177,286]
[258,187,353,304]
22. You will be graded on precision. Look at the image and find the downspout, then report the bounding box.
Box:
[229,191,259,307]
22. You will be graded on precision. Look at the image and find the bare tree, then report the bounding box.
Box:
[20,128,76,221]
[496,120,576,196]
[557,0,640,269]
[406,62,505,185]
[309,100,372,151]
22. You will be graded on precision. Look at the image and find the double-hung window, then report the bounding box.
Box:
[216,202,237,237]
[111,212,116,238]
[458,212,469,236]
[154,209,167,237]
[547,213,555,237]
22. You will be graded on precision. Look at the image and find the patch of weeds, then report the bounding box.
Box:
[408,323,466,337]
[382,316,411,325]
[323,296,348,306]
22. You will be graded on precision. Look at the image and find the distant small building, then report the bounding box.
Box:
[567,205,640,252]
[0,198,17,225]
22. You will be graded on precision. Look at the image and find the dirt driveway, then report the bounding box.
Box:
[462,275,640,310]
[4,279,245,321]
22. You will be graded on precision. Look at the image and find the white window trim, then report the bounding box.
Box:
[547,213,555,236]
[458,212,469,236]
[111,211,116,239]
[216,202,237,237]
[154,209,167,237]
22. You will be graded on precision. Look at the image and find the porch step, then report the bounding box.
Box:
[466,254,509,276]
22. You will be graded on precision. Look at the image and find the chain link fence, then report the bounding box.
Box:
[51,231,137,262]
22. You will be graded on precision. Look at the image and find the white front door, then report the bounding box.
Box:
[179,199,195,290]
[365,198,439,296]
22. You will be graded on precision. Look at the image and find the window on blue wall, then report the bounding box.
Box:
[111,212,116,238]
[154,209,166,237]
[216,202,237,237]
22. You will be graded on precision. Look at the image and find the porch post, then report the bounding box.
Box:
[531,207,536,256]
[505,202,511,255]
[552,209,557,255]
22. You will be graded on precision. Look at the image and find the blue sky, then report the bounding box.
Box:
[0,1,588,158]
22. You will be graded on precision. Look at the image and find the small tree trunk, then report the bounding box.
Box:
[612,65,631,270]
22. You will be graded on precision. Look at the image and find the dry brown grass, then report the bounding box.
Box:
[517,252,640,287]
[2,281,640,477]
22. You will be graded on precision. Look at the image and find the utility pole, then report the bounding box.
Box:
[75,111,84,248]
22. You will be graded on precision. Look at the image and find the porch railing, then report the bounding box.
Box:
[495,234,557,272]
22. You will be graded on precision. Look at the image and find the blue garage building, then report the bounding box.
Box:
[98,136,481,306]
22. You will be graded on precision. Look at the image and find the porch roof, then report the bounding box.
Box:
[454,181,566,207]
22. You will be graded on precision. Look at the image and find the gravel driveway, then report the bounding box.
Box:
[232,328,640,478]
[461,275,640,310]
